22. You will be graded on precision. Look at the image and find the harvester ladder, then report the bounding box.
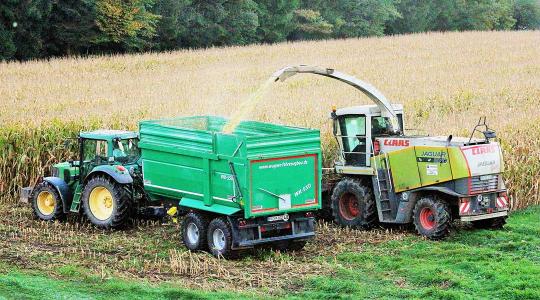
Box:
[376,153,393,219]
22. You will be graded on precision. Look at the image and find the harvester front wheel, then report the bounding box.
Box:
[472,216,507,229]
[412,196,451,240]
[81,176,130,229]
[31,181,65,221]
[207,217,237,259]
[331,177,377,229]
[182,212,209,251]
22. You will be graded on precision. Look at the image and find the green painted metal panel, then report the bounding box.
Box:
[414,146,453,186]
[447,147,470,179]
[139,116,322,219]
[247,154,320,218]
[385,148,422,192]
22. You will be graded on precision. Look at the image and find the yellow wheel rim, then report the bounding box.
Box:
[37,191,55,216]
[89,187,114,221]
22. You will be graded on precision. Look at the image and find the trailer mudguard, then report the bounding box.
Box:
[86,165,133,184]
[43,177,73,213]
[179,197,242,215]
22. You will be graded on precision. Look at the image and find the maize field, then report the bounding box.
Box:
[1,30,539,209]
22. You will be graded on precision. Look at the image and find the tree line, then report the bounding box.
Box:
[1,0,539,61]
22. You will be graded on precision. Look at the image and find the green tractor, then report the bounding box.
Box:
[22,130,142,229]
[273,65,509,239]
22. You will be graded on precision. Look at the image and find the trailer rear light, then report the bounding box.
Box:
[374,140,380,155]
[260,226,266,232]
[238,220,247,227]
[459,197,471,215]
[305,212,314,218]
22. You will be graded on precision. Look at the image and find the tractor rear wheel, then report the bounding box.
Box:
[31,181,65,221]
[412,196,451,240]
[81,176,131,229]
[182,212,209,251]
[207,217,238,259]
[331,177,377,229]
[472,216,507,229]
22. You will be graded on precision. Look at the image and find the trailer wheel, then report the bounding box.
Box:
[412,196,451,240]
[472,216,507,229]
[31,181,65,221]
[331,177,377,229]
[207,217,237,259]
[182,212,209,251]
[81,176,130,229]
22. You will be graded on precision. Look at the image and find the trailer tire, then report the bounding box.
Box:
[472,216,507,229]
[31,181,65,221]
[207,217,237,259]
[412,196,451,240]
[81,176,130,229]
[331,177,377,229]
[182,212,209,251]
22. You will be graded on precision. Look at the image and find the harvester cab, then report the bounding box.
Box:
[274,65,509,239]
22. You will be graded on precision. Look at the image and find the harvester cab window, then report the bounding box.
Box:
[371,116,391,136]
[338,115,367,166]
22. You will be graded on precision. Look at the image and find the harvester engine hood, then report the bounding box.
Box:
[272,65,401,133]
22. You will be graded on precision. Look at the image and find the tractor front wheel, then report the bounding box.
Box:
[331,177,377,229]
[412,196,451,240]
[31,181,65,221]
[182,212,209,251]
[81,176,130,229]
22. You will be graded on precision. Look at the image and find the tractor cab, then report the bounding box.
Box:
[77,130,140,178]
[332,104,404,170]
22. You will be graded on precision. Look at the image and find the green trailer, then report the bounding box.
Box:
[139,116,322,257]
[22,116,322,258]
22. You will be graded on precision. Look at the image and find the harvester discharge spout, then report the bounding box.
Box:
[272,65,401,134]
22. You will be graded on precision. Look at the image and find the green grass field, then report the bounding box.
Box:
[1,207,539,300]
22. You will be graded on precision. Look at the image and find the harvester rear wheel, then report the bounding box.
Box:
[31,181,65,221]
[331,177,377,229]
[81,176,130,229]
[182,212,209,251]
[472,216,507,229]
[207,217,237,259]
[412,196,451,240]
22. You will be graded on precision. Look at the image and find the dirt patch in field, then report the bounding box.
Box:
[0,200,409,294]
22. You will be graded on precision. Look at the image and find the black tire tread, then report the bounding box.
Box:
[207,217,238,259]
[330,177,377,229]
[412,196,451,240]
[81,176,131,229]
[182,212,209,251]
[30,181,65,221]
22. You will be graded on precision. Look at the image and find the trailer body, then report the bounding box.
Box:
[138,116,322,251]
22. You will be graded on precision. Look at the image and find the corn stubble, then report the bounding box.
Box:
[0,30,539,292]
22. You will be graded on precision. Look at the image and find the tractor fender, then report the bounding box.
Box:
[85,165,133,184]
[43,177,73,213]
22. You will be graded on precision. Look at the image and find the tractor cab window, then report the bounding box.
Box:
[113,138,140,164]
[83,139,108,164]
[338,115,367,166]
